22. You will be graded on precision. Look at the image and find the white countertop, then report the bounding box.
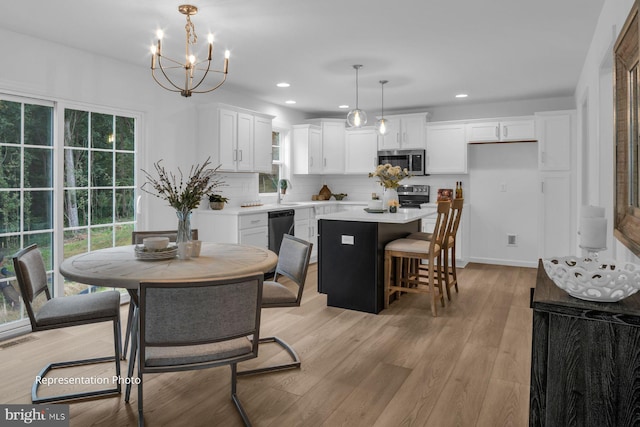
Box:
[316,207,436,224]
[194,200,366,216]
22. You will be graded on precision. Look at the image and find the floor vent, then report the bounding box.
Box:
[0,336,36,350]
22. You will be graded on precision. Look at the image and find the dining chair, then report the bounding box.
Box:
[407,198,464,300]
[129,274,263,427]
[12,244,122,403]
[238,234,312,376]
[123,229,200,356]
[384,200,450,317]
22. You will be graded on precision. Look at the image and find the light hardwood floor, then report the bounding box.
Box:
[0,262,534,426]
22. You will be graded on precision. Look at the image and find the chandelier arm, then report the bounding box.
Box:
[192,73,228,94]
[156,56,188,92]
[189,59,214,92]
[151,69,182,93]
[157,55,185,67]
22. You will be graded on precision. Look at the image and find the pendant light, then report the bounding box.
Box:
[376,80,389,135]
[347,65,367,128]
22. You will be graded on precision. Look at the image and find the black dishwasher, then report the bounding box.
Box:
[268,209,295,255]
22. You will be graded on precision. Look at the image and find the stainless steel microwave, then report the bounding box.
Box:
[377,149,426,175]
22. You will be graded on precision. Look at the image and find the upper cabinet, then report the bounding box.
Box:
[198,104,274,173]
[425,122,467,174]
[292,124,322,174]
[536,111,574,171]
[319,120,346,174]
[378,113,428,150]
[466,118,535,143]
[293,119,346,175]
[345,127,378,174]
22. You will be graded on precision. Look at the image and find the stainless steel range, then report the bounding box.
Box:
[398,184,430,208]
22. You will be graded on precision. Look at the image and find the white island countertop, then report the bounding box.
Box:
[316,207,436,224]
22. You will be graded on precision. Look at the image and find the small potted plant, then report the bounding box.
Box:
[209,194,229,210]
[279,179,289,195]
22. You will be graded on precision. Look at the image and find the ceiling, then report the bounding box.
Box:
[0,0,605,117]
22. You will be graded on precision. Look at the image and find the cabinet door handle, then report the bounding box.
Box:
[251,219,261,224]
[541,182,544,193]
[396,133,400,144]
[403,132,407,142]
[503,126,508,138]
[233,150,237,161]
[541,151,546,164]
[239,150,243,161]
[374,157,377,167]
[495,126,499,138]
[324,158,327,167]
[310,157,313,167]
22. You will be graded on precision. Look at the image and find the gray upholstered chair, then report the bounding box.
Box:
[12,244,122,404]
[128,274,263,427]
[123,229,200,356]
[238,234,312,376]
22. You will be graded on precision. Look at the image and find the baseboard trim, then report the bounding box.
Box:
[467,257,537,268]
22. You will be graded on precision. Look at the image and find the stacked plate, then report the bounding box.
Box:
[134,245,178,261]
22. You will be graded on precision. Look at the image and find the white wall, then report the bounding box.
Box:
[0,26,307,230]
[574,0,636,262]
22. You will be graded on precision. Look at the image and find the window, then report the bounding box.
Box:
[258,131,282,193]
[0,96,138,334]
[0,96,54,327]
[63,109,137,295]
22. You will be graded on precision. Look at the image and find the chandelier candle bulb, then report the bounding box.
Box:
[580,217,607,249]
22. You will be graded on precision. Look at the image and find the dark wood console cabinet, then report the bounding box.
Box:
[530,260,640,426]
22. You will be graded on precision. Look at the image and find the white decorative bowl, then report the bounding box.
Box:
[143,237,170,251]
[543,256,640,302]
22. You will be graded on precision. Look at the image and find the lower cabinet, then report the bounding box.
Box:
[192,211,268,248]
[294,207,317,261]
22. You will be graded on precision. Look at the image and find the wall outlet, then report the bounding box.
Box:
[500,182,507,192]
[507,234,517,246]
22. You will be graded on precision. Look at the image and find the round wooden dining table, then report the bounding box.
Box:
[59,242,278,392]
[59,242,278,289]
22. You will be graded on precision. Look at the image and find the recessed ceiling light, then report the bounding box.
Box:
[277,82,291,88]
[455,93,468,98]
[285,100,296,104]
[338,105,349,109]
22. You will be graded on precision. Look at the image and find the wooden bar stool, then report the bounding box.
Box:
[407,198,464,300]
[384,200,450,316]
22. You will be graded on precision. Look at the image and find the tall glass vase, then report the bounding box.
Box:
[176,209,193,244]
[383,187,399,210]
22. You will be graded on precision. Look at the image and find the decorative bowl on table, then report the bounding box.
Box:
[135,244,178,260]
[543,256,640,302]
[142,237,170,251]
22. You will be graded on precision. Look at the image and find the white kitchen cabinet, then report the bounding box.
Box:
[198,104,274,173]
[253,115,274,173]
[466,118,535,143]
[425,122,467,174]
[539,172,572,257]
[536,111,574,171]
[294,207,317,261]
[294,119,346,174]
[319,120,346,174]
[345,127,378,174]
[378,113,427,150]
[238,213,268,248]
[292,124,322,174]
[236,112,254,171]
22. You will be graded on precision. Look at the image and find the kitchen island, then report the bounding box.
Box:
[317,208,435,313]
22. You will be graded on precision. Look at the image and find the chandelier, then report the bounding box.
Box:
[150,4,229,97]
